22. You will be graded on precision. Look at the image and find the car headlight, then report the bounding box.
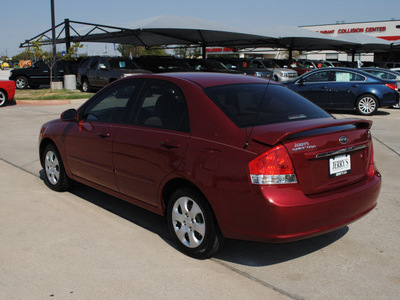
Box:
[280,72,288,78]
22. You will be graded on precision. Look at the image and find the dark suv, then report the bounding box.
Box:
[77,57,152,92]
[9,60,78,89]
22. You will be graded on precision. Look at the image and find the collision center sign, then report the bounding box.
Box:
[318,26,387,35]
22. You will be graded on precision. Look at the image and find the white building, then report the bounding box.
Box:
[301,20,400,62]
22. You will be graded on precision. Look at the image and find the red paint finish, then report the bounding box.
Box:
[39,73,381,244]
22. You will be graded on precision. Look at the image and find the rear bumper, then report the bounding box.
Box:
[218,170,381,243]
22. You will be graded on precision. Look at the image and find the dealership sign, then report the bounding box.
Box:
[318,26,387,35]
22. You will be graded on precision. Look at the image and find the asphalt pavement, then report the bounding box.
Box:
[0,77,399,299]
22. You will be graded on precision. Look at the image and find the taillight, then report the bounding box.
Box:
[249,145,297,185]
[385,83,398,91]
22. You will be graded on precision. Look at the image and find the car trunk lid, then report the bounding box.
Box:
[251,118,373,195]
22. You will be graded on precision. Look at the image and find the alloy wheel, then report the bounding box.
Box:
[357,96,377,115]
[44,150,60,185]
[171,196,206,248]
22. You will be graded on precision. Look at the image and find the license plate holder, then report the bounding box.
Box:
[329,154,351,178]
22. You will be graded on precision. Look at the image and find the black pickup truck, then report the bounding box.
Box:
[77,57,151,92]
[9,60,79,89]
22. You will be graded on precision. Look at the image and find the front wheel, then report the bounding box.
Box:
[356,95,378,115]
[167,188,223,259]
[42,144,70,192]
[15,76,28,89]
[391,102,400,109]
[0,90,7,107]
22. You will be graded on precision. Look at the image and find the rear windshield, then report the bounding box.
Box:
[204,83,331,128]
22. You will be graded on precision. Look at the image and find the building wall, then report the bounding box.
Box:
[301,20,400,62]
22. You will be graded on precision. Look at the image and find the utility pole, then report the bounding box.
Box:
[50,0,58,84]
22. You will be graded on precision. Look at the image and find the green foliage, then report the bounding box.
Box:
[63,43,84,61]
[117,44,167,57]
[173,47,202,58]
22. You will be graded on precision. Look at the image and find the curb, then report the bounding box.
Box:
[15,99,87,106]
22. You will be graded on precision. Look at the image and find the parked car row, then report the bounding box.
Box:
[283,67,399,115]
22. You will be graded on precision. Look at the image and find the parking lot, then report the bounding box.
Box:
[1,81,400,298]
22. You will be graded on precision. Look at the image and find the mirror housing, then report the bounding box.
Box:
[61,109,78,121]
[297,78,305,85]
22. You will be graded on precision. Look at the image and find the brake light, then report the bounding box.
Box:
[249,145,297,185]
[385,83,398,91]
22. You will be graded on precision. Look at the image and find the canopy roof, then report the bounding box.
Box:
[20,15,396,55]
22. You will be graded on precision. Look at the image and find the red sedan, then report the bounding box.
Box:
[0,80,15,107]
[39,73,381,258]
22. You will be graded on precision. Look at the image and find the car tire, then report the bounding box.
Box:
[42,144,70,192]
[167,187,224,259]
[15,76,28,89]
[356,94,378,116]
[81,79,91,92]
[391,103,400,109]
[273,75,279,82]
[0,90,7,107]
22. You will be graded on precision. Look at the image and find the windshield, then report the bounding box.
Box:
[204,83,331,128]
[262,60,280,68]
[109,59,140,69]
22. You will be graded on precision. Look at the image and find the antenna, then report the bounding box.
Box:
[243,58,274,149]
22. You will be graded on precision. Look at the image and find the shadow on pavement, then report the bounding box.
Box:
[39,170,348,266]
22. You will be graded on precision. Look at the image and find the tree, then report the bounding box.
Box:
[117,44,167,57]
[30,38,83,91]
[173,46,201,58]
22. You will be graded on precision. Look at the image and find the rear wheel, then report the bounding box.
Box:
[0,90,7,107]
[15,76,28,89]
[167,188,223,259]
[81,79,91,92]
[356,94,378,115]
[42,144,70,192]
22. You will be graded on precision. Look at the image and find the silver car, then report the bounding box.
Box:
[248,59,298,82]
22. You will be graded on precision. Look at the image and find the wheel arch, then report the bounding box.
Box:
[161,178,203,214]
[39,138,57,167]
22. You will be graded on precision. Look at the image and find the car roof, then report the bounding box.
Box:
[143,72,277,88]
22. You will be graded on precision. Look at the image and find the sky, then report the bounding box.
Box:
[1,0,399,57]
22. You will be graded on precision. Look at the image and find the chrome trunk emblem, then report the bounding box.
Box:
[339,136,349,144]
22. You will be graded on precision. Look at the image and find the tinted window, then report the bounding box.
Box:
[205,84,331,128]
[133,80,189,132]
[368,70,397,80]
[303,71,332,82]
[82,81,139,123]
[334,71,365,82]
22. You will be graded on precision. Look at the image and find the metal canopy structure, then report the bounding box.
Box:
[20,16,280,57]
[20,15,397,59]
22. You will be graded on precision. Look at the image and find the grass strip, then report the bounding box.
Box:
[15,89,94,100]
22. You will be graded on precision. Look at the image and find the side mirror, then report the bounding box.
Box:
[297,78,305,85]
[61,109,78,121]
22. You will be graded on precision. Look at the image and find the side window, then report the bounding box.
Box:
[89,58,98,70]
[133,80,189,132]
[82,80,139,123]
[334,71,365,82]
[98,59,108,70]
[303,71,332,83]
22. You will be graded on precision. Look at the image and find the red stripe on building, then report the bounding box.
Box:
[377,36,400,41]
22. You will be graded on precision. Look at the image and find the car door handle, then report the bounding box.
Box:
[320,86,328,89]
[161,139,181,149]
[351,84,359,87]
[98,132,111,138]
